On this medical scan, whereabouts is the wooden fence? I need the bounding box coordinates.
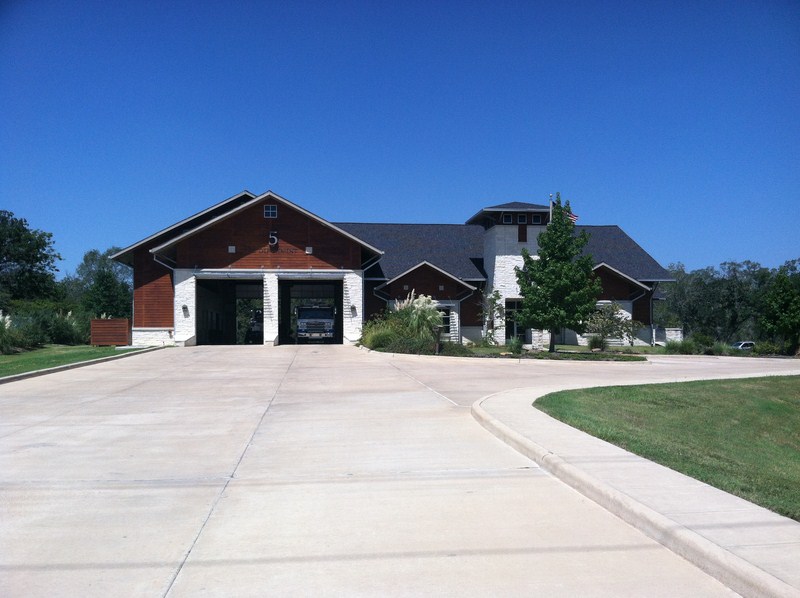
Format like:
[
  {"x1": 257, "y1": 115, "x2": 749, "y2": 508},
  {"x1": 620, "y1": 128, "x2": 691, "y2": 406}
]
[{"x1": 90, "y1": 319, "x2": 131, "y2": 346}]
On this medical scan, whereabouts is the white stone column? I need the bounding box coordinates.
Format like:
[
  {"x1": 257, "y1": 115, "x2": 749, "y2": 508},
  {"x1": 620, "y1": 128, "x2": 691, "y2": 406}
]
[
  {"x1": 173, "y1": 269, "x2": 196, "y2": 346},
  {"x1": 342, "y1": 271, "x2": 364, "y2": 344},
  {"x1": 263, "y1": 273, "x2": 279, "y2": 345}
]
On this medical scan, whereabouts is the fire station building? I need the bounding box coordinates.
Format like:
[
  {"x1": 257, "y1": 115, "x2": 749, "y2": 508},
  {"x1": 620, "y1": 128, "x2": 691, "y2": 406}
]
[{"x1": 112, "y1": 189, "x2": 672, "y2": 348}]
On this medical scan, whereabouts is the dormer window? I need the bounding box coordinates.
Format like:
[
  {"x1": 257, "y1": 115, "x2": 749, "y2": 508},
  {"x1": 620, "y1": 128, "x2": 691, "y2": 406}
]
[
  {"x1": 502, "y1": 214, "x2": 513, "y2": 224},
  {"x1": 517, "y1": 214, "x2": 527, "y2": 224}
]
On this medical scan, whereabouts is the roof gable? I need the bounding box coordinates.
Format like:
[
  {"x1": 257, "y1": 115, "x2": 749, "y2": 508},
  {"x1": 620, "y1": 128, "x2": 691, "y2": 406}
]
[
  {"x1": 149, "y1": 191, "x2": 383, "y2": 259},
  {"x1": 376, "y1": 261, "x2": 476, "y2": 291},
  {"x1": 579, "y1": 226, "x2": 673, "y2": 282},
  {"x1": 111, "y1": 190, "x2": 257, "y2": 266}
]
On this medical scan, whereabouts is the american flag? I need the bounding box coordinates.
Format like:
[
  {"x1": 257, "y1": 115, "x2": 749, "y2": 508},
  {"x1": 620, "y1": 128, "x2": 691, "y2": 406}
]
[{"x1": 567, "y1": 211, "x2": 579, "y2": 223}]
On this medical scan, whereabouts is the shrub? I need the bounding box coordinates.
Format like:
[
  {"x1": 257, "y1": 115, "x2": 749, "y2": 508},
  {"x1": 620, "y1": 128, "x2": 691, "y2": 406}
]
[
  {"x1": 0, "y1": 312, "x2": 21, "y2": 354},
  {"x1": 587, "y1": 335, "x2": 607, "y2": 351},
  {"x1": 665, "y1": 339, "x2": 698, "y2": 354},
  {"x1": 360, "y1": 292, "x2": 443, "y2": 355},
  {"x1": 507, "y1": 336, "x2": 524, "y2": 355},
  {"x1": 690, "y1": 333, "x2": 714, "y2": 353},
  {"x1": 753, "y1": 341, "x2": 782, "y2": 356},
  {"x1": 439, "y1": 342, "x2": 472, "y2": 357},
  {"x1": 709, "y1": 342, "x2": 732, "y2": 356},
  {"x1": 2, "y1": 303, "x2": 90, "y2": 349}
]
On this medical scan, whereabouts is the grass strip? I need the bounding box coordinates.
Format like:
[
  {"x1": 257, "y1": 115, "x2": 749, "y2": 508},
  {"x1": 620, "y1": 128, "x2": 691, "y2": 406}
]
[
  {"x1": 0, "y1": 345, "x2": 141, "y2": 378},
  {"x1": 535, "y1": 376, "x2": 800, "y2": 520}
]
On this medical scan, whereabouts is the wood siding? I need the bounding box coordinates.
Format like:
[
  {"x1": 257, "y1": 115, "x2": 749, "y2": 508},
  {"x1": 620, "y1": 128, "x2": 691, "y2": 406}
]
[
  {"x1": 632, "y1": 290, "x2": 654, "y2": 325},
  {"x1": 382, "y1": 264, "x2": 471, "y2": 301},
  {"x1": 175, "y1": 202, "x2": 363, "y2": 270},
  {"x1": 460, "y1": 288, "x2": 483, "y2": 326},
  {"x1": 90, "y1": 319, "x2": 131, "y2": 346},
  {"x1": 363, "y1": 281, "x2": 387, "y2": 321},
  {"x1": 595, "y1": 267, "x2": 654, "y2": 325},
  {"x1": 133, "y1": 247, "x2": 174, "y2": 328}
]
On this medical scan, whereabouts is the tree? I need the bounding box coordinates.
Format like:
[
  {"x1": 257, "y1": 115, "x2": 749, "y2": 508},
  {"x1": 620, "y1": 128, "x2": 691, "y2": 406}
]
[
  {"x1": 761, "y1": 259, "x2": 800, "y2": 354},
  {"x1": 585, "y1": 302, "x2": 643, "y2": 349},
  {"x1": 659, "y1": 261, "x2": 773, "y2": 342},
  {"x1": 61, "y1": 247, "x2": 132, "y2": 306},
  {"x1": 81, "y1": 267, "x2": 132, "y2": 318},
  {"x1": 515, "y1": 194, "x2": 602, "y2": 352},
  {"x1": 482, "y1": 289, "x2": 505, "y2": 345},
  {"x1": 0, "y1": 211, "x2": 61, "y2": 311}
]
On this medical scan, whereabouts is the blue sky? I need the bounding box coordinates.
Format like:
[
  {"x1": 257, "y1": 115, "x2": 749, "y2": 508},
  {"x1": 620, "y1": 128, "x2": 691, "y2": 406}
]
[{"x1": 2, "y1": 0, "x2": 798, "y2": 277}]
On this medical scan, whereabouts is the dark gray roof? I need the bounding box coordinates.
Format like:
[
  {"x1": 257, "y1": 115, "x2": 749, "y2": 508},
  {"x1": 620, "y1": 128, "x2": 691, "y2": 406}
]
[
  {"x1": 335, "y1": 223, "x2": 486, "y2": 281},
  {"x1": 485, "y1": 202, "x2": 550, "y2": 211},
  {"x1": 338, "y1": 222, "x2": 671, "y2": 284},
  {"x1": 580, "y1": 226, "x2": 672, "y2": 282},
  {"x1": 465, "y1": 201, "x2": 550, "y2": 225}
]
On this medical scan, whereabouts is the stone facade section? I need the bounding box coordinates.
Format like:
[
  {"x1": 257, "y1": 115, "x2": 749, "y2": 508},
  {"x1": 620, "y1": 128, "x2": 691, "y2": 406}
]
[
  {"x1": 263, "y1": 273, "x2": 279, "y2": 345},
  {"x1": 342, "y1": 271, "x2": 364, "y2": 344},
  {"x1": 173, "y1": 269, "x2": 197, "y2": 346},
  {"x1": 131, "y1": 328, "x2": 174, "y2": 347}
]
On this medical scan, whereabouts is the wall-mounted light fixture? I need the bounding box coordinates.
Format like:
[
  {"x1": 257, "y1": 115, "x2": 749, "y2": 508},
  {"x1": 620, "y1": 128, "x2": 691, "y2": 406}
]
[{"x1": 182, "y1": 305, "x2": 189, "y2": 318}]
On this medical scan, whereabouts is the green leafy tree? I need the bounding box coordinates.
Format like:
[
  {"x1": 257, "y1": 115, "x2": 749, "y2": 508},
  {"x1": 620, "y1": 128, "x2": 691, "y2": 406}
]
[
  {"x1": 0, "y1": 211, "x2": 61, "y2": 310},
  {"x1": 80, "y1": 267, "x2": 132, "y2": 318},
  {"x1": 482, "y1": 289, "x2": 505, "y2": 346},
  {"x1": 586, "y1": 302, "x2": 643, "y2": 348},
  {"x1": 761, "y1": 260, "x2": 800, "y2": 354},
  {"x1": 61, "y1": 247, "x2": 132, "y2": 306},
  {"x1": 659, "y1": 261, "x2": 773, "y2": 342},
  {"x1": 515, "y1": 194, "x2": 601, "y2": 352}
]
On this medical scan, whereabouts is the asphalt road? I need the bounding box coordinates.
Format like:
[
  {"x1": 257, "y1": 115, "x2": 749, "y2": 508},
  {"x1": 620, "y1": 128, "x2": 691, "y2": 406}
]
[{"x1": 3, "y1": 345, "x2": 797, "y2": 597}]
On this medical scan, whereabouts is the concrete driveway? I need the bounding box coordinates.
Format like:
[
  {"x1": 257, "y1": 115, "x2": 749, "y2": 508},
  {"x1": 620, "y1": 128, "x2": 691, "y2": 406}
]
[{"x1": 2, "y1": 346, "x2": 798, "y2": 597}]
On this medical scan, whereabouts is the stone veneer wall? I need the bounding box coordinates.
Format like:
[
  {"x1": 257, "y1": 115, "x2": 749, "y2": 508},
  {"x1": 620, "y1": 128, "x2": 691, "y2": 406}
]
[
  {"x1": 131, "y1": 328, "x2": 174, "y2": 346},
  {"x1": 173, "y1": 269, "x2": 196, "y2": 346},
  {"x1": 341, "y1": 271, "x2": 364, "y2": 344},
  {"x1": 262, "y1": 274, "x2": 279, "y2": 345}
]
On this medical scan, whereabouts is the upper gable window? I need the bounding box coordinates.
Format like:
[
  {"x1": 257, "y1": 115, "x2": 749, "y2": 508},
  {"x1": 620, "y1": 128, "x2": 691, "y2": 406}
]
[
  {"x1": 264, "y1": 205, "x2": 278, "y2": 219},
  {"x1": 502, "y1": 214, "x2": 513, "y2": 224},
  {"x1": 517, "y1": 214, "x2": 527, "y2": 224}
]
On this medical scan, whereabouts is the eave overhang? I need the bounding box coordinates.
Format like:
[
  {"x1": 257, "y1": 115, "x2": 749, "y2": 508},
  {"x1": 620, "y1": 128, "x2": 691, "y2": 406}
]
[{"x1": 110, "y1": 190, "x2": 258, "y2": 266}]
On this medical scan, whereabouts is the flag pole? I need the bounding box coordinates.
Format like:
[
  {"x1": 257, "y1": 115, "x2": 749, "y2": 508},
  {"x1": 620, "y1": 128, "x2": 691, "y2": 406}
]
[{"x1": 549, "y1": 193, "x2": 553, "y2": 224}]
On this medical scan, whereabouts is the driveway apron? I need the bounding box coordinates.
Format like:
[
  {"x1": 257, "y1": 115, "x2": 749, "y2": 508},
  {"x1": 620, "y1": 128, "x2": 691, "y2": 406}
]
[{"x1": 0, "y1": 346, "x2": 755, "y2": 597}]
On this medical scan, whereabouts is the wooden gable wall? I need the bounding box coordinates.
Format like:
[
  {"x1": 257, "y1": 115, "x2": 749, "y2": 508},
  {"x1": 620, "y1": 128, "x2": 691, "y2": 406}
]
[
  {"x1": 174, "y1": 201, "x2": 363, "y2": 270},
  {"x1": 381, "y1": 264, "x2": 470, "y2": 301}
]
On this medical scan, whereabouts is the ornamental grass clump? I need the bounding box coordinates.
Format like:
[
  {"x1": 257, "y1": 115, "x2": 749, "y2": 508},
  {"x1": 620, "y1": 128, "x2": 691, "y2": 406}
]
[{"x1": 361, "y1": 291, "x2": 443, "y2": 354}]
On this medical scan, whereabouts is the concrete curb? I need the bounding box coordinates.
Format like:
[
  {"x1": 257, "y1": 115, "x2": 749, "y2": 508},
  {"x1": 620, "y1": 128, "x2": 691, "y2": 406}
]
[
  {"x1": 0, "y1": 346, "x2": 165, "y2": 385},
  {"x1": 471, "y1": 394, "x2": 799, "y2": 598}
]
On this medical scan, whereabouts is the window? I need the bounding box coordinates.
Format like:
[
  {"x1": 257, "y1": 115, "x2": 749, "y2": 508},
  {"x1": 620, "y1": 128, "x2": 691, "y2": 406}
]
[
  {"x1": 502, "y1": 214, "x2": 513, "y2": 224},
  {"x1": 517, "y1": 214, "x2": 527, "y2": 224},
  {"x1": 264, "y1": 205, "x2": 278, "y2": 218},
  {"x1": 532, "y1": 214, "x2": 542, "y2": 224},
  {"x1": 505, "y1": 300, "x2": 525, "y2": 342},
  {"x1": 440, "y1": 308, "x2": 451, "y2": 334}
]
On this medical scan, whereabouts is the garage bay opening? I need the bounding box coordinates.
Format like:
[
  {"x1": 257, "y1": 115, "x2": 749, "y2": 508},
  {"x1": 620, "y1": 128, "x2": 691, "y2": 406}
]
[
  {"x1": 278, "y1": 280, "x2": 344, "y2": 345},
  {"x1": 196, "y1": 279, "x2": 263, "y2": 345}
]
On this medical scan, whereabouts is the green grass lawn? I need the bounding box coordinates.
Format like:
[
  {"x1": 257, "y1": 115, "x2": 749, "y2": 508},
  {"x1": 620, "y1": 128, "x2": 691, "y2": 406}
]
[
  {"x1": 0, "y1": 345, "x2": 141, "y2": 378},
  {"x1": 535, "y1": 376, "x2": 800, "y2": 520}
]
